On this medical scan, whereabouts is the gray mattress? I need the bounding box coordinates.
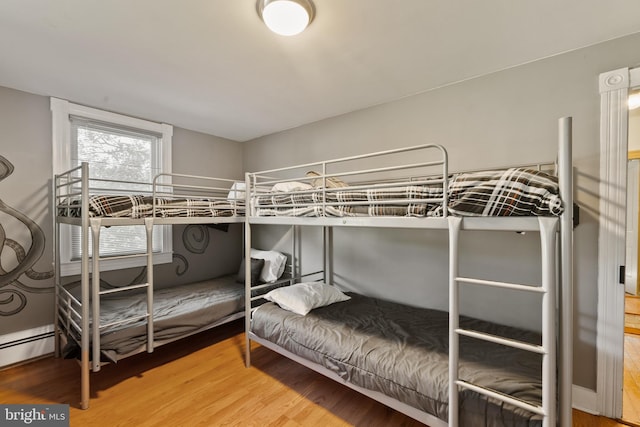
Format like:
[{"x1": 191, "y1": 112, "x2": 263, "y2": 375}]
[
  {"x1": 251, "y1": 292, "x2": 544, "y2": 426},
  {"x1": 64, "y1": 275, "x2": 244, "y2": 361}
]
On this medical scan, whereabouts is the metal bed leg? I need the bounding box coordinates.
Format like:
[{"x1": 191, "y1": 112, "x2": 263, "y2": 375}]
[
  {"x1": 90, "y1": 219, "x2": 102, "y2": 373},
  {"x1": 448, "y1": 216, "x2": 462, "y2": 427},
  {"x1": 144, "y1": 218, "x2": 154, "y2": 353},
  {"x1": 558, "y1": 116, "x2": 573, "y2": 427},
  {"x1": 80, "y1": 351, "x2": 90, "y2": 410},
  {"x1": 53, "y1": 207, "x2": 61, "y2": 358},
  {"x1": 80, "y1": 162, "x2": 91, "y2": 409},
  {"x1": 538, "y1": 217, "x2": 558, "y2": 427},
  {"x1": 245, "y1": 222, "x2": 252, "y2": 368}
]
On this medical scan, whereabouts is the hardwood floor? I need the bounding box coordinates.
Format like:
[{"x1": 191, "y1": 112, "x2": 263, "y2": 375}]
[
  {"x1": 0, "y1": 319, "x2": 629, "y2": 426},
  {"x1": 625, "y1": 295, "x2": 640, "y2": 335},
  {"x1": 624, "y1": 294, "x2": 640, "y2": 425}
]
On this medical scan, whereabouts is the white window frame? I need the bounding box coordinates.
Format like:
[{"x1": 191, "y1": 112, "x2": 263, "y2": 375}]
[{"x1": 51, "y1": 98, "x2": 173, "y2": 276}]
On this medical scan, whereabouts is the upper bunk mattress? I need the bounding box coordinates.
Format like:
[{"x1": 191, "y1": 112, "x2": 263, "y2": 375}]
[
  {"x1": 251, "y1": 292, "x2": 544, "y2": 426},
  {"x1": 58, "y1": 195, "x2": 244, "y2": 219},
  {"x1": 254, "y1": 168, "x2": 562, "y2": 218}
]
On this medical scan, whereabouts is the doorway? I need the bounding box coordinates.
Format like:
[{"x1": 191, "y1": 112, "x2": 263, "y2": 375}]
[{"x1": 623, "y1": 88, "x2": 640, "y2": 423}]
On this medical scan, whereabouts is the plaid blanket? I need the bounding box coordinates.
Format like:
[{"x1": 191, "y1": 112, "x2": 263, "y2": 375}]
[
  {"x1": 445, "y1": 168, "x2": 563, "y2": 217},
  {"x1": 254, "y1": 168, "x2": 563, "y2": 218},
  {"x1": 256, "y1": 184, "x2": 442, "y2": 218},
  {"x1": 59, "y1": 195, "x2": 244, "y2": 218}
]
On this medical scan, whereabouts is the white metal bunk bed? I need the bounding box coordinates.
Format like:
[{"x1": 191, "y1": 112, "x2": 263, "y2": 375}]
[
  {"x1": 244, "y1": 117, "x2": 573, "y2": 427},
  {"x1": 53, "y1": 162, "x2": 246, "y2": 409}
]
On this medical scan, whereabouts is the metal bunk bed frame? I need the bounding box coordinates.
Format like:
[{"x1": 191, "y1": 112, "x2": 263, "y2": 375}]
[
  {"x1": 244, "y1": 117, "x2": 573, "y2": 427},
  {"x1": 53, "y1": 162, "x2": 245, "y2": 409}
]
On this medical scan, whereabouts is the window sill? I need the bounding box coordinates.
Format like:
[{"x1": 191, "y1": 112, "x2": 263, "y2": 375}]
[{"x1": 60, "y1": 251, "x2": 173, "y2": 277}]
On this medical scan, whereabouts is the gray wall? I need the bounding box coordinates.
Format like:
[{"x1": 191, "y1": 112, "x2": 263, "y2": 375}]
[
  {"x1": 0, "y1": 86, "x2": 53, "y2": 334},
  {"x1": 244, "y1": 32, "x2": 640, "y2": 391},
  {"x1": 0, "y1": 86, "x2": 244, "y2": 339}
]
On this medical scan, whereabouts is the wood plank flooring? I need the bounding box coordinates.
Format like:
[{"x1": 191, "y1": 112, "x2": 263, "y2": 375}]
[
  {"x1": 624, "y1": 333, "x2": 640, "y2": 423},
  {"x1": 0, "y1": 319, "x2": 630, "y2": 426},
  {"x1": 626, "y1": 296, "x2": 640, "y2": 335},
  {"x1": 624, "y1": 294, "x2": 640, "y2": 425}
]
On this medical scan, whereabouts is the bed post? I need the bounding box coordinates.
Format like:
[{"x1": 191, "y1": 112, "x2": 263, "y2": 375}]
[
  {"x1": 53, "y1": 174, "x2": 61, "y2": 359},
  {"x1": 293, "y1": 225, "x2": 298, "y2": 281},
  {"x1": 80, "y1": 162, "x2": 90, "y2": 410},
  {"x1": 448, "y1": 216, "x2": 462, "y2": 427},
  {"x1": 245, "y1": 173, "x2": 252, "y2": 368},
  {"x1": 90, "y1": 219, "x2": 102, "y2": 373},
  {"x1": 558, "y1": 116, "x2": 573, "y2": 427},
  {"x1": 323, "y1": 226, "x2": 333, "y2": 284},
  {"x1": 539, "y1": 217, "x2": 559, "y2": 427},
  {"x1": 144, "y1": 218, "x2": 155, "y2": 353}
]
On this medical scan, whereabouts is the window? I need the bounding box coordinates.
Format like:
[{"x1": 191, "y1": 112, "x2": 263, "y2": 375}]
[{"x1": 51, "y1": 98, "x2": 173, "y2": 276}]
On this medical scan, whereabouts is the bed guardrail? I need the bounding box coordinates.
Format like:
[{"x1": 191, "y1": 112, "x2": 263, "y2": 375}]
[
  {"x1": 246, "y1": 143, "x2": 449, "y2": 219},
  {"x1": 55, "y1": 165, "x2": 246, "y2": 219}
]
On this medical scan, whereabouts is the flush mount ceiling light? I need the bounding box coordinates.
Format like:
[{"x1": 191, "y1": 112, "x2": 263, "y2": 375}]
[
  {"x1": 629, "y1": 93, "x2": 640, "y2": 110},
  {"x1": 257, "y1": 0, "x2": 315, "y2": 36}
]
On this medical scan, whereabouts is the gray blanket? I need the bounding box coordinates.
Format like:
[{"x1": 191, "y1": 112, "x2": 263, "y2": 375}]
[
  {"x1": 251, "y1": 293, "x2": 544, "y2": 426},
  {"x1": 64, "y1": 275, "x2": 244, "y2": 361}
]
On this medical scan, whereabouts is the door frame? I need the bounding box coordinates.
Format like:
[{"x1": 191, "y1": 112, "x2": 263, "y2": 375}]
[{"x1": 597, "y1": 66, "x2": 640, "y2": 417}]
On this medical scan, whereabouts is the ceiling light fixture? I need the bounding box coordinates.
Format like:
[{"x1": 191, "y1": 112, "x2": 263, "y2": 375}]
[
  {"x1": 629, "y1": 93, "x2": 640, "y2": 110},
  {"x1": 257, "y1": 0, "x2": 315, "y2": 36}
]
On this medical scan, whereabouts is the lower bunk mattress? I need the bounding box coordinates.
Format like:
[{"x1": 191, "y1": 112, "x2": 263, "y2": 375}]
[
  {"x1": 62, "y1": 275, "x2": 245, "y2": 362},
  {"x1": 251, "y1": 292, "x2": 544, "y2": 426}
]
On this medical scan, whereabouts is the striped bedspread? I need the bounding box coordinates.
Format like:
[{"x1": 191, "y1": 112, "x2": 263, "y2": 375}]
[
  {"x1": 255, "y1": 168, "x2": 563, "y2": 218},
  {"x1": 58, "y1": 195, "x2": 244, "y2": 219}
]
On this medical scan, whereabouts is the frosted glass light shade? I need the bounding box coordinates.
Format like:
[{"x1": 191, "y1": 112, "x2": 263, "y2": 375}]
[
  {"x1": 629, "y1": 93, "x2": 640, "y2": 110},
  {"x1": 258, "y1": 0, "x2": 314, "y2": 36}
]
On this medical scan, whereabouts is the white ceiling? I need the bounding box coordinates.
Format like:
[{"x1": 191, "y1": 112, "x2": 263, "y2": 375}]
[{"x1": 1, "y1": 0, "x2": 640, "y2": 142}]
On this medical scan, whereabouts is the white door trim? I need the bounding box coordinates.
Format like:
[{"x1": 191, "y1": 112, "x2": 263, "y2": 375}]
[{"x1": 597, "y1": 66, "x2": 640, "y2": 417}]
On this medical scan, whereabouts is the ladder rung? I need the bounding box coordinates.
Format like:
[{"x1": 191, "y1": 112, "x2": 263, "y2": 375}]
[
  {"x1": 455, "y1": 328, "x2": 546, "y2": 354},
  {"x1": 99, "y1": 283, "x2": 149, "y2": 295},
  {"x1": 456, "y1": 277, "x2": 545, "y2": 293},
  {"x1": 98, "y1": 314, "x2": 149, "y2": 330},
  {"x1": 456, "y1": 379, "x2": 545, "y2": 416}
]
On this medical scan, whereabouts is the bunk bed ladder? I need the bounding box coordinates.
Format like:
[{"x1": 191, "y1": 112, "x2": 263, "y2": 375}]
[
  {"x1": 88, "y1": 217, "x2": 155, "y2": 373},
  {"x1": 448, "y1": 216, "x2": 558, "y2": 427}
]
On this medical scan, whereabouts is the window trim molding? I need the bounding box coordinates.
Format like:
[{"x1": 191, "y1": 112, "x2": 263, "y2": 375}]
[{"x1": 51, "y1": 98, "x2": 174, "y2": 276}]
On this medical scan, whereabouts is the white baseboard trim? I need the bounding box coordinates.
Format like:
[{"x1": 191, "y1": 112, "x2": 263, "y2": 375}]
[
  {"x1": 0, "y1": 324, "x2": 55, "y2": 368},
  {"x1": 573, "y1": 384, "x2": 598, "y2": 415}
]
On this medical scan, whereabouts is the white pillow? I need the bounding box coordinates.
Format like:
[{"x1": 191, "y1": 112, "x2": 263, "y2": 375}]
[
  {"x1": 227, "y1": 181, "x2": 246, "y2": 201},
  {"x1": 263, "y1": 282, "x2": 351, "y2": 315},
  {"x1": 271, "y1": 181, "x2": 313, "y2": 192},
  {"x1": 250, "y1": 248, "x2": 287, "y2": 283}
]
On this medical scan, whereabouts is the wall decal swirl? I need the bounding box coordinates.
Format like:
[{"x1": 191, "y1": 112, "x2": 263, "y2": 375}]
[
  {"x1": 0, "y1": 156, "x2": 53, "y2": 316},
  {"x1": 0, "y1": 290, "x2": 27, "y2": 316},
  {"x1": 172, "y1": 253, "x2": 189, "y2": 276},
  {"x1": 182, "y1": 224, "x2": 209, "y2": 254}
]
